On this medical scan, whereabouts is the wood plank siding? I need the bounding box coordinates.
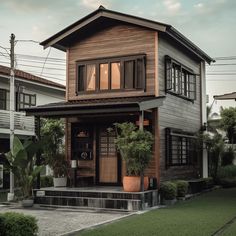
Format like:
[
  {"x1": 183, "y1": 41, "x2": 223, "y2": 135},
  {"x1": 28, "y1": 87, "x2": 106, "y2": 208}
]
[
  {"x1": 158, "y1": 34, "x2": 202, "y2": 181},
  {"x1": 67, "y1": 23, "x2": 156, "y2": 100}
]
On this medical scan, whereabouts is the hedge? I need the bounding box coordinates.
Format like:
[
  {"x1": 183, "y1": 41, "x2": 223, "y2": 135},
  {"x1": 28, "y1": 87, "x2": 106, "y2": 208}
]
[
  {"x1": 160, "y1": 182, "x2": 177, "y2": 200},
  {"x1": 0, "y1": 212, "x2": 38, "y2": 236}
]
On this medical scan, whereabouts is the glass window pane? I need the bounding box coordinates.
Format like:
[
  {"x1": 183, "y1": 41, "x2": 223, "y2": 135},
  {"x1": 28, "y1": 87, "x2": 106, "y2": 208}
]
[
  {"x1": 111, "y1": 62, "x2": 120, "y2": 89},
  {"x1": 0, "y1": 90, "x2": 5, "y2": 99},
  {"x1": 124, "y1": 60, "x2": 134, "y2": 89},
  {"x1": 31, "y1": 95, "x2": 36, "y2": 106},
  {"x1": 100, "y1": 63, "x2": 109, "y2": 90},
  {"x1": 86, "y1": 64, "x2": 96, "y2": 91},
  {"x1": 24, "y1": 94, "x2": 30, "y2": 104},
  {"x1": 0, "y1": 101, "x2": 5, "y2": 110},
  {"x1": 78, "y1": 65, "x2": 85, "y2": 91}
]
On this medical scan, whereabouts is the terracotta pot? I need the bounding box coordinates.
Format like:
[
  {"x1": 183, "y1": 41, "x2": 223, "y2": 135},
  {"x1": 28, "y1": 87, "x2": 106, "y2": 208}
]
[{"x1": 123, "y1": 176, "x2": 149, "y2": 192}]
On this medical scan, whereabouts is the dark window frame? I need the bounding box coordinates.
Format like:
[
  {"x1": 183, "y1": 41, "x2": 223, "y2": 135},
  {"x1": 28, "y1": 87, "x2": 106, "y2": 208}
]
[
  {"x1": 165, "y1": 128, "x2": 197, "y2": 167},
  {"x1": 75, "y1": 54, "x2": 146, "y2": 95},
  {"x1": 19, "y1": 92, "x2": 36, "y2": 109},
  {"x1": 0, "y1": 89, "x2": 10, "y2": 110},
  {"x1": 165, "y1": 55, "x2": 197, "y2": 101}
]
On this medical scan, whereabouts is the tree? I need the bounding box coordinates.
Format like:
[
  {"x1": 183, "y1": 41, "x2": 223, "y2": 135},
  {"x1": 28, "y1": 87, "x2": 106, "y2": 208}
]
[{"x1": 220, "y1": 107, "x2": 236, "y2": 144}]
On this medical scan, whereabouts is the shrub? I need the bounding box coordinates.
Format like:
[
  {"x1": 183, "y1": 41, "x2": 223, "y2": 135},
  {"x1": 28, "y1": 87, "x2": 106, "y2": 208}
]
[
  {"x1": 202, "y1": 177, "x2": 214, "y2": 189},
  {"x1": 0, "y1": 212, "x2": 38, "y2": 236},
  {"x1": 217, "y1": 165, "x2": 236, "y2": 179},
  {"x1": 40, "y1": 176, "x2": 53, "y2": 188},
  {"x1": 219, "y1": 177, "x2": 236, "y2": 188},
  {"x1": 221, "y1": 147, "x2": 235, "y2": 166},
  {"x1": 175, "y1": 180, "x2": 189, "y2": 197},
  {"x1": 160, "y1": 182, "x2": 177, "y2": 200}
]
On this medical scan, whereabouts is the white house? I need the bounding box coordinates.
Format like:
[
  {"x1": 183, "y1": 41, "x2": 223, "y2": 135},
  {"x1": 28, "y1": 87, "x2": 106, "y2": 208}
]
[{"x1": 0, "y1": 64, "x2": 65, "y2": 188}]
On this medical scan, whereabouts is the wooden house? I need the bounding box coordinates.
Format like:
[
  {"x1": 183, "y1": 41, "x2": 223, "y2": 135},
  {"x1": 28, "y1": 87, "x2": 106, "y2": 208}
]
[{"x1": 26, "y1": 6, "x2": 213, "y2": 191}]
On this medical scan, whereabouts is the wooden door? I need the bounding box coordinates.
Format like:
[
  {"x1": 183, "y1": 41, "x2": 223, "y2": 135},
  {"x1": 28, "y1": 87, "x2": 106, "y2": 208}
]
[{"x1": 99, "y1": 127, "x2": 118, "y2": 183}]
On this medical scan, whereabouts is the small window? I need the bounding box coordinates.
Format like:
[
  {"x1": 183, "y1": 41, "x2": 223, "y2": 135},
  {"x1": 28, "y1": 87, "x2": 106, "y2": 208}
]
[
  {"x1": 78, "y1": 65, "x2": 85, "y2": 92},
  {"x1": 0, "y1": 89, "x2": 10, "y2": 110},
  {"x1": 124, "y1": 60, "x2": 135, "y2": 89},
  {"x1": 19, "y1": 93, "x2": 36, "y2": 109},
  {"x1": 166, "y1": 128, "x2": 197, "y2": 166},
  {"x1": 165, "y1": 56, "x2": 196, "y2": 101}
]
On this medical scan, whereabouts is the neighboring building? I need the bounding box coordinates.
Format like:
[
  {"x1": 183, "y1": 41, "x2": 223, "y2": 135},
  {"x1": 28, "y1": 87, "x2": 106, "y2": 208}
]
[
  {"x1": 26, "y1": 6, "x2": 214, "y2": 187},
  {"x1": 0, "y1": 65, "x2": 65, "y2": 188}
]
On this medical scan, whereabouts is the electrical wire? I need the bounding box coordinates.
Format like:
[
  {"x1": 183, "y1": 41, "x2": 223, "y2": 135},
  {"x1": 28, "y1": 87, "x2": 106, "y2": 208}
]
[{"x1": 40, "y1": 47, "x2": 51, "y2": 76}]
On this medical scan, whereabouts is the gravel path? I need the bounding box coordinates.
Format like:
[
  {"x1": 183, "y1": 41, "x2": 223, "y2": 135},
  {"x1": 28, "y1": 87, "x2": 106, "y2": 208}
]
[{"x1": 0, "y1": 205, "x2": 129, "y2": 236}]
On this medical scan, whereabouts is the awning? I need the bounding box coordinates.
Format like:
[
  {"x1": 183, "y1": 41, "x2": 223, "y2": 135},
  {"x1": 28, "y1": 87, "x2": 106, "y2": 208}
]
[
  {"x1": 214, "y1": 92, "x2": 236, "y2": 101},
  {"x1": 24, "y1": 95, "x2": 165, "y2": 118}
]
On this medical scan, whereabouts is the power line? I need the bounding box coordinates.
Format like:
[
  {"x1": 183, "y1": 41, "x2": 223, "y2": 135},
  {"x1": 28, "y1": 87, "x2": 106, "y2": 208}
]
[
  {"x1": 40, "y1": 47, "x2": 51, "y2": 76},
  {"x1": 207, "y1": 73, "x2": 236, "y2": 75},
  {"x1": 207, "y1": 63, "x2": 236, "y2": 66}
]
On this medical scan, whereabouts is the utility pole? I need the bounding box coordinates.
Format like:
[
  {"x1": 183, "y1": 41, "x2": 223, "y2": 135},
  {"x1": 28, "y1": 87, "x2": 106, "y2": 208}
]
[{"x1": 8, "y1": 33, "x2": 15, "y2": 201}]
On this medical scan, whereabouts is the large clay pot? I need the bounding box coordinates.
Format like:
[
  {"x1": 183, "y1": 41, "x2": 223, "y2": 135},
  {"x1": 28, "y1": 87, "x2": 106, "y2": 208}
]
[
  {"x1": 123, "y1": 176, "x2": 149, "y2": 192},
  {"x1": 53, "y1": 177, "x2": 67, "y2": 187}
]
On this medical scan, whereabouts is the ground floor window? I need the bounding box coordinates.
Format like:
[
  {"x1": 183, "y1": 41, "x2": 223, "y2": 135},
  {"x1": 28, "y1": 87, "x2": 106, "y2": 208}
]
[{"x1": 165, "y1": 128, "x2": 197, "y2": 166}]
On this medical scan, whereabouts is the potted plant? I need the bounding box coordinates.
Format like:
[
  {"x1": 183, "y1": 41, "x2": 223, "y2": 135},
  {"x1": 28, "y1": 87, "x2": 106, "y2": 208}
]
[
  {"x1": 41, "y1": 119, "x2": 69, "y2": 187},
  {"x1": 114, "y1": 122, "x2": 154, "y2": 192},
  {"x1": 4, "y1": 136, "x2": 42, "y2": 207}
]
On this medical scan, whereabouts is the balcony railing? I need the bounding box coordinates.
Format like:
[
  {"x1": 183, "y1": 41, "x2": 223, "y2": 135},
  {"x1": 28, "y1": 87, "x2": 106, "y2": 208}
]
[{"x1": 0, "y1": 109, "x2": 35, "y2": 136}]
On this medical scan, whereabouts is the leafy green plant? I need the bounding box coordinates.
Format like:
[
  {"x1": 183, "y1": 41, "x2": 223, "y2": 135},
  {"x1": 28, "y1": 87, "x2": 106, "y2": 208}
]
[
  {"x1": 217, "y1": 165, "x2": 236, "y2": 179},
  {"x1": 4, "y1": 137, "x2": 42, "y2": 199},
  {"x1": 40, "y1": 176, "x2": 53, "y2": 187},
  {"x1": 0, "y1": 212, "x2": 38, "y2": 236},
  {"x1": 175, "y1": 180, "x2": 189, "y2": 197},
  {"x1": 220, "y1": 107, "x2": 236, "y2": 144},
  {"x1": 114, "y1": 122, "x2": 154, "y2": 176},
  {"x1": 221, "y1": 146, "x2": 235, "y2": 166},
  {"x1": 160, "y1": 182, "x2": 177, "y2": 200},
  {"x1": 219, "y1": 177, "x2": 236, "y2": 188}
]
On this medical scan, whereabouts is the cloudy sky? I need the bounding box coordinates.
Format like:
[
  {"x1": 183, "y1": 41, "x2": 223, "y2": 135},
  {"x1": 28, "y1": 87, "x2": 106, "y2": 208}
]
[{"x1": 0, "y1": 0, "x2": 235, "y2": 113}]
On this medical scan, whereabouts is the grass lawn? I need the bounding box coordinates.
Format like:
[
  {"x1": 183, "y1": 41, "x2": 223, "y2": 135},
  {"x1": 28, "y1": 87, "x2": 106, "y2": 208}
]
[
  {"x1": 221, "y1": 221, "x2": 236, "y2": 236},
  {"x1": 80, "y1": 188, "x2": 236, "y2": 236}
]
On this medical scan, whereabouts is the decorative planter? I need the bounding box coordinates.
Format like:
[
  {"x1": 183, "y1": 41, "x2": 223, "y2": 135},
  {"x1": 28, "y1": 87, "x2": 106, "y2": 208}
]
[
  {"x1": 21, "y1": 199, "x2": 34, "y2": 207},
  {"x1": 53, "y1": 177, "x2": 67, "y2": 187},
  {"x1": 123, "y1": 176, "x2": 149, "y2": 192}
]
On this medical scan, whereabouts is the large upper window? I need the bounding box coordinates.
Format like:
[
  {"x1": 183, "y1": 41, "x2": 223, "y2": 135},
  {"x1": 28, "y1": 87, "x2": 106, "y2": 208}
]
[
  {"x1": 76, "y1": 54, "x2": 146, "y2": 94},
  {"x1": 18, "y1": 93, "x2": 36, "y2": 109},
  {"x1": 165, "y1": 56, "x2": 196, "y2": 101},
  {"x1": 165, "y1": 128, "x2": 197, "y2": 167}
]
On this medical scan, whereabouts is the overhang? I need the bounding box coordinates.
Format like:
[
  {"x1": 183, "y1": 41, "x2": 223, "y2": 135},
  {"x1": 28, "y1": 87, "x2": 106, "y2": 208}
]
[
  {"x1": 24, "y1": 96, "x2": 165, "y2": 118},
  {"x1": 214, "y1": 92, "x2": 236, "y2": 101}
]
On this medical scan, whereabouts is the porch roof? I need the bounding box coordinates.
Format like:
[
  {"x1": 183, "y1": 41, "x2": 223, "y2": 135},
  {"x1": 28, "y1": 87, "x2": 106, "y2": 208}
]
[{"x1": 24, "y1": 95, "x2": 165, "y2": 117}]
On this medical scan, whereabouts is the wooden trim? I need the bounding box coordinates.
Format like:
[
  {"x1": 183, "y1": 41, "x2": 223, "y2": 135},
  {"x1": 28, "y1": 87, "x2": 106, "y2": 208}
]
[{"x1": 154, "y1": 32, "x2": 159, "y2": 97}]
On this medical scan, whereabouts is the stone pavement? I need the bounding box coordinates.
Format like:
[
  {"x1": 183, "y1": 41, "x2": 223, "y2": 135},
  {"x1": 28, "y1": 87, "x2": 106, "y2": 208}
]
[{"x1": 0, "y1": 204, "x2": 130, "y2": 236}]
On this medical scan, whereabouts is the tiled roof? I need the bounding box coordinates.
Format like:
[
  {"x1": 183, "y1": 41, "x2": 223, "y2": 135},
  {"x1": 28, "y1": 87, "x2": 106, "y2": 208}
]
[{"x1": 0, "y1": 64, "x2": 65, "y2": 89}]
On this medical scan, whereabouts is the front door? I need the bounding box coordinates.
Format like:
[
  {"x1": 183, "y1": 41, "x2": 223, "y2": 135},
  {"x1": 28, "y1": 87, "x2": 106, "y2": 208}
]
[{"x1": 98, "y1": 127, "x2": 119, "y2": 184}]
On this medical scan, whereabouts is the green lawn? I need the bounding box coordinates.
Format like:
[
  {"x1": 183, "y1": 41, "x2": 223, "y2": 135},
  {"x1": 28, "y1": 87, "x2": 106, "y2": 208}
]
[
  {"x1": 80, "y1": 188, "x2": 236, "y2": 236},
  {"x1": 222, "y1": 221, "x2": 236, "y2": 236}
]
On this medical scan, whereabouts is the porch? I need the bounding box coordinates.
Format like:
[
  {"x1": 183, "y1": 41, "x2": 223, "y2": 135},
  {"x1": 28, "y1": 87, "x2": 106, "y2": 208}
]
[{"x1": 34, "y1": 186, "x2": 159, "y2": 211}]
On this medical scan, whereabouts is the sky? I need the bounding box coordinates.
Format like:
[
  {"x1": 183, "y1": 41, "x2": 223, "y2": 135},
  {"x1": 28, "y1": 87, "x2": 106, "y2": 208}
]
[{"x1": 0, "y1": 0, "x2": 235, "y2": 113}]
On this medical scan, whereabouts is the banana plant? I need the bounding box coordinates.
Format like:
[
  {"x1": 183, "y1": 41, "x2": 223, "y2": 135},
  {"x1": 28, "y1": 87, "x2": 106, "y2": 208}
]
[{"x1": 4, "y1": 136, "x2": 43, "y2": 199}]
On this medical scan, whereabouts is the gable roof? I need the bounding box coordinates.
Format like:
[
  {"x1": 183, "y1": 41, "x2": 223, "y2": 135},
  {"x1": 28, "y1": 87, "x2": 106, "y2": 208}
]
[
  {"x1": 0, "y1": 65, "x2": 65, "y2": 90},
  {"x1": 40, "y1": 6, "x2": 214, "y2": 64}
]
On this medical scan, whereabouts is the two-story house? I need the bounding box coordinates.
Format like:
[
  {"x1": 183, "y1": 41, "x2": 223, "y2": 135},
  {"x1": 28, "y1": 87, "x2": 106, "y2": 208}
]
[
  {"x1": 0, "y1": 65, "x2": 65, "y2": 188},
  {"x1": 26, "y1": 6, "x2": 213, "y2": 190}
]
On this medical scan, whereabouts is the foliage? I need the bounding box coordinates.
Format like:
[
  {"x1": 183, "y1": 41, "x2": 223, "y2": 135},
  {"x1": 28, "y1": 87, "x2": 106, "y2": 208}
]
[
  {"x1": 220, "y1": 107, "x2": 236, "y2": 144},
  {"x1": 40, "y1": 176, "x2": 53, "y2": 187},
  {"x1": 217, "y1": 165, "x2": 236, "y2": 179},
  {"x1": 114, "y1": 122, "x2": 154, "y2": 176},
  {"x1": 0, "y1": 178, "x2": 2, "y2": 186},
  {"x1": 175, "y1": 180, "x2": 189, "y2": 197},
  {"x1": 0, "y1": 212, "x2": 38, "y2": 236},
  {"x1": 221, "y1": 146, "x2": 235, "y2": 166},
  {"x1": 4, "y1": 137, "x2": 42, "y2": 199},
  {"x1": 41, "y1": 119, "x2": 68, "y2": 177},
  {"x1": 160, "y1": 181, "x2": 177, "y2": 200}
]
